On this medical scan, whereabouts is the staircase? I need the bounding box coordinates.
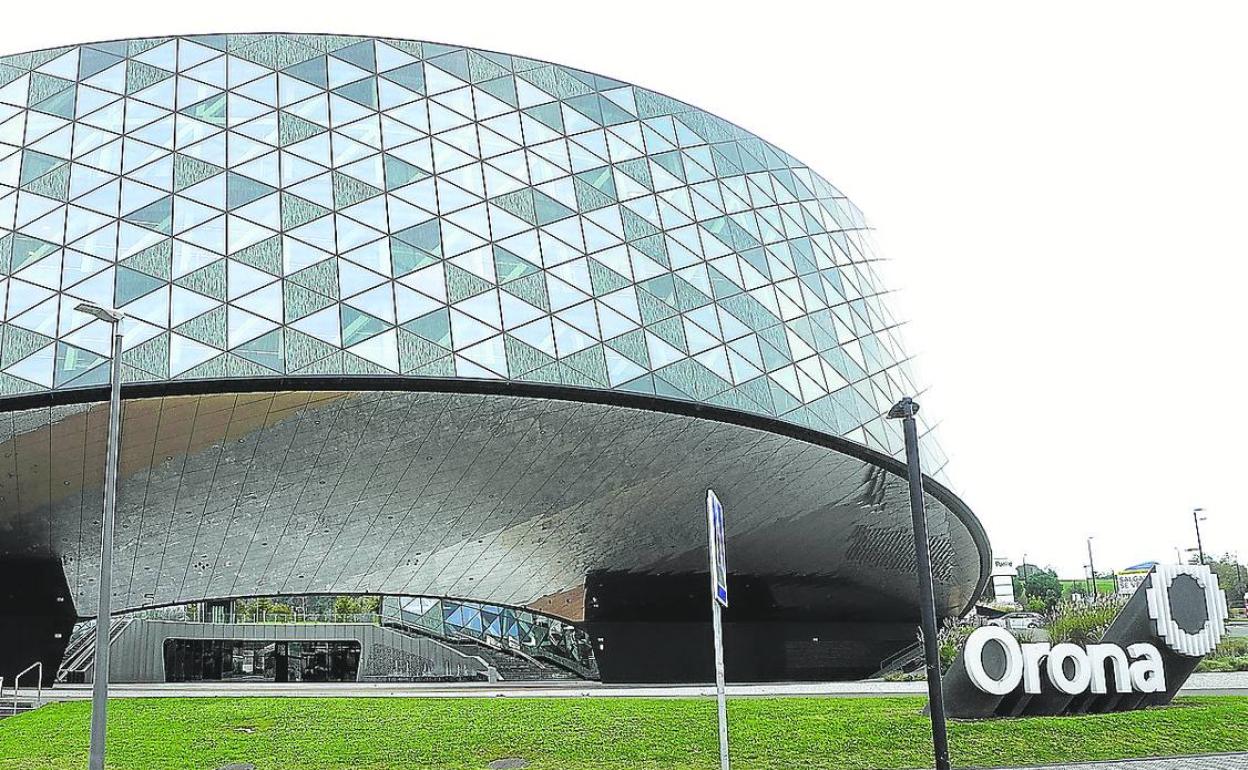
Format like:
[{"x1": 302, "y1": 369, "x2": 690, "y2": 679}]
[
  {"x1": 55, "y1": 622, "x2": 97, "y2": 682},
  {"x1": 0, "y1": 696, "x2": 38, "y2": 720},
  {"x1": 381, "y1": 620, "x2": 577, "y2": 682},
  {"x1": 443, "y1": 636, "x2": 579, "y2": 682},
  {"x1": 0, "y1": 662, "x2": 47, "y2": 720},
  {"x1": 871, "y1": 640, "x2": 925, "y2": 679},
  {"x1": 56, "y1": 618, "x2": 133, "y2": 684}
]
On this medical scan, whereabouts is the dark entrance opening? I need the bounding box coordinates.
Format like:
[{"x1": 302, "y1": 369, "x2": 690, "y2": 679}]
[{"x1": 162, "y1": 639, "x2": 361, "y2": 683}]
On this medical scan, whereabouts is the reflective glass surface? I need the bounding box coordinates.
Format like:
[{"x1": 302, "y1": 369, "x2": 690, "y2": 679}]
[
  {"x1": 383, "y1": 595, "x2": 596, "y2": 676},
  {"x1": 0, "y1": 35, "x2": 946, "y2": 469}
]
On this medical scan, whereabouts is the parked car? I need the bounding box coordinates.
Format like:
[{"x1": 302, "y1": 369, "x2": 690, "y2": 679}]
[{"x1": 986, "y1": 611, "x2": 1044, "y2": 630}]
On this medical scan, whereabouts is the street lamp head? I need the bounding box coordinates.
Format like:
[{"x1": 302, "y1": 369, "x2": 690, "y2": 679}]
[
  {"x1": 887, "y1": 397, "x2": 920, "y2": 420},
  {"x1": 75, "y1": 303, "x2": 124, "y2": 323}
]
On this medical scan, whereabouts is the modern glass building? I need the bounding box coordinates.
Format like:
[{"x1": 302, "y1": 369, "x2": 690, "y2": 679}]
[{"x1": 0, "y1": 34, "x2": 990, "y2": 684}]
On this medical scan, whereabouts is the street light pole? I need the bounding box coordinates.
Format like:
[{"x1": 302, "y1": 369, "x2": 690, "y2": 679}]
[
  {"x1": 77, "y1": 303, "x2": 125, "y2": 770},
  {"x1": 887, "y1": 397, "x2": 950, "y2": 770},
  {"x1": 1192, "y1": 508, "x2": 1206, "y2": 565},
  {"x1": 1231, "y1": 552, "x2": 1245, "y2": 608},
  {"x1": 1087, "y1": 537, "x2": 1097, "y2": 600},
  {"x1": 1021, "y1": 553, "x2": 1028, "y2": 602}
]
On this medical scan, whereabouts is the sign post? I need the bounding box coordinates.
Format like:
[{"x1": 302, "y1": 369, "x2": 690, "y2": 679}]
[{"x1": 706, "y1": 489, "x2": 730, "y2": 770}]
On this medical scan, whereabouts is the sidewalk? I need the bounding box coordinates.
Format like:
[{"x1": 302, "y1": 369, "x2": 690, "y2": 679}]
[{"x1": 996, "y1": 753, "x2": 1248, "y2": 769}]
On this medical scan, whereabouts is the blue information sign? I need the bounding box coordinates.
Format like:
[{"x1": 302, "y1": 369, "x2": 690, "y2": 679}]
[
  {"x1": 707, "y1": 489, "x2": 728, "y2": 607},
  {"x1": 706, "y1": 488, "x2": 731, "y2": 770}
]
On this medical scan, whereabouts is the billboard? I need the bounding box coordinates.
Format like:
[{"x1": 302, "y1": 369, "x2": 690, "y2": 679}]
[{"x1": 1116, "y1": 563, "x2": 1155, "y2": 597}]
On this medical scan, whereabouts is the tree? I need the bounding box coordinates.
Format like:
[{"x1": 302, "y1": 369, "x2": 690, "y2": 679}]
[
  {"x1": 332, "y1": 595, "x2": 381, "y2": 617},
  {"x1": 1206, "y1": 554, "x2": 1248, "y2": 609},
  {"x1": 333, "y1": 595, "x2": 362, "y2": 617},
  {"x1": 1024, "y1": 569, "x2": 1062, "y2": 611},
  {"x1": 1013, "y1": 562, "x2": 1045, "y2": 603}
]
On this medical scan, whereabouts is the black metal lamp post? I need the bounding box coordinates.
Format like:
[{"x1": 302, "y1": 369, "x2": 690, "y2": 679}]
[
  {"x1": 887, "y1": 397, "x2": 950, "y2": 770},
  {"x1": 1087, "y1": 537, "x2": 1097, "y2": 600},
  {"x1": 1192, "y1": 508, "x2": 1207, "y2": 565}
]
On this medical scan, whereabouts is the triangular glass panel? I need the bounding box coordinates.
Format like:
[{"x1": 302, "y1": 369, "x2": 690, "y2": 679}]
[
  {"x1": 180, "y1": 92, "x2": 227, "y2": 127},
  {"x1": 340, "y1": 304, "x2": 389, "y2": 346},
  {"x1": 333, "y1": 77, "x2": 378, "y2": 110},
  {"x1": 123, "y1": 196, "x2": 173, "y2": 234}
]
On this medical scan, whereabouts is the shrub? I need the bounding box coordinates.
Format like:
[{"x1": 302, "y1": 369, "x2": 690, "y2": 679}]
[
  {"x1": 1047, "y1": 601, "x2": 1119, "y2": 646},
  {"x1": 1196, "y1": 637, "x2": 1248, "y2": 672},
  {"x1": 1196, "y1": 656, "x2": 1248, "y2": 673},
  {"x1": 1217, "y1": 637, "x2": 1248, "y2": 657},
  {"x1": 938, "y1": 622, "x2": 976, "y2": 672},
  {"x1": 883, "y1": 670, "x2": 927, "y2": 682}
]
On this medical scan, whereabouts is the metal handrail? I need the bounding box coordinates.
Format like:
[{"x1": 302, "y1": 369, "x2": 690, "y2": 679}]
[
  {"x1": 383, "y1": 619, "x2": 494, "y2": 677},
  {"x1": 58, "y1": 625, "x2": 100, "y2": 681},
  {"x1": 59, "y1": 619, "x2": 115, "y2": 681},
  {"x1": 13, "y1": 662, "x2": 42, "y2": 714},
  {"x1": 165, "y1": 611, "x2": 384, "y2": 626}
]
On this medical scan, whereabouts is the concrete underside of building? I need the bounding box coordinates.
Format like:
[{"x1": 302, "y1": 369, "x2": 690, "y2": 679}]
[{"x1": 0, "y1": 380, "x2": 989, "y2": 685}]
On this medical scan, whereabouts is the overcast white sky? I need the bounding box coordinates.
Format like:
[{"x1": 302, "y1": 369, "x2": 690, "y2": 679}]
[{"x1": 5, "y1": 1, "x2": 1245, "y2": 578}]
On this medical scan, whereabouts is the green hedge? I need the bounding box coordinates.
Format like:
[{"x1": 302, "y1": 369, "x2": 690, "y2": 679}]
[{"x1": 1196, "y1": 637, "x2": 1248, "y2": 672}]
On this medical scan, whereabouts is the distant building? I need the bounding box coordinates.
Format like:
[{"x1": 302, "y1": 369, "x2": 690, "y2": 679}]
[{"x1": 991, "y1": 559, "x2": 1018, "y2": 606}]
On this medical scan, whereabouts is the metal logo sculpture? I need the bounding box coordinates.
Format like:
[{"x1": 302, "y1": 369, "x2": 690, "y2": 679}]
[
  {"x1": 1145, "y1": 564, "x2": 1228, "y2": 657},
  {"x1": 944, "y1": 564, "x2": 1229, "y2": 718}
]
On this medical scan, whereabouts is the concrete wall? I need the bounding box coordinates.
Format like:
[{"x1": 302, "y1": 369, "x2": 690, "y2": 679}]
[{"x1": 104, "y1": 619, "x2": 487, "y2": 684}]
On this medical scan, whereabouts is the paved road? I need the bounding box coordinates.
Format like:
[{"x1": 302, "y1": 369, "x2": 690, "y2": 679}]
[
  {"x1": 41, "y1": 671, "x2": 1248, "y2": 700},
  {"x1": 998, "y1": 754, "x2": 1248, "y2": 769}
]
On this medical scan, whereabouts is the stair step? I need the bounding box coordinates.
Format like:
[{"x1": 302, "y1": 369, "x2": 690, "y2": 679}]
[
  {"x1": 0, "y1": 702, "x2": 38, "y2": 719},
  {"x1": 442, "y1": 641, "x2": 575, "y2": 681},
  {"x1": 382, "y1": 622, "x2": 581, "y2": 681}
]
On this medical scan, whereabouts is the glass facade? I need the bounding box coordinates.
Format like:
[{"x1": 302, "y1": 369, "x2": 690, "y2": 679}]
[
  {"x1": 162, "y1": 638, "x2": 360, "y2": 682},
  {"x1": 383, "y1": 596, "x2": 596, "y2": 676},
  {"x1": 0, "y1": 34, "x2": 945, "y2": 469}
]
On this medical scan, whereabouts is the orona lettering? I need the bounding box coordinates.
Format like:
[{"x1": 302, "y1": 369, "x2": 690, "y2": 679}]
[{"x1": 964, "y1": 626, "x2": 1166, "y2": 696}]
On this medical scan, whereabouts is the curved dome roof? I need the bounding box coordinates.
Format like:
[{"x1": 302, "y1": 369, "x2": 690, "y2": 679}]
[{"x1": 0, "y1": 34, "x2": 944, "y2": 469}]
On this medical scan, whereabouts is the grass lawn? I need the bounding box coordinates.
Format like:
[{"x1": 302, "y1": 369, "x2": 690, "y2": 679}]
[
  {"x1": 1058, "y1": 578, "x2": 1116, "y2": 599},
  {"x1": 0, "y1": 696, "x2": 1246, "y2": 770}
]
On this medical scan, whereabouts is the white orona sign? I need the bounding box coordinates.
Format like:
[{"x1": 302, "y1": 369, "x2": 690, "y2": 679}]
[
  {"x1": 964, "y1": 626, "x2": 1166, "y2": 696},
  {"x1": 946, "y1": 564, "x2": 1228, "y2": 718}
]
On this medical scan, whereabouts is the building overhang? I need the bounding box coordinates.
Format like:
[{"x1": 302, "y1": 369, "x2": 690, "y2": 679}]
[{"x1": 0, "y1": 377, "x2": 990, "y2": 623}]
